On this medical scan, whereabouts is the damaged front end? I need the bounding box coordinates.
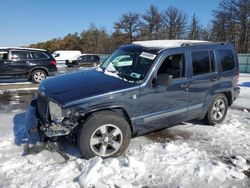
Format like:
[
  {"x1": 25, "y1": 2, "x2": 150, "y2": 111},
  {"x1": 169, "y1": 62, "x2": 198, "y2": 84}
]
[
  {"x1": 24, "y1": 93, "x2": 83, "y2": 160},
  {"x1": 35, "y1": 93, "x2": 82, "y2": 139}
]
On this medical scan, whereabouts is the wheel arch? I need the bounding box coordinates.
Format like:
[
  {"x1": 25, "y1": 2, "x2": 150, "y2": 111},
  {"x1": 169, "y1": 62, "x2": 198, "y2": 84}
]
[
  {"x1": 77, "y1": 107, "x2": 135, "y2": 135},
  {"x1": 222, "y1": 91, "x2": 233, "y2": 106}
]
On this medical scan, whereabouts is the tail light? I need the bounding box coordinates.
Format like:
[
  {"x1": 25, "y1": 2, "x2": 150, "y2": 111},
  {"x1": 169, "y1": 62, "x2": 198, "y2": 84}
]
[{"x1": 50, "y1": 60, "x2": 56, "y2": 65}]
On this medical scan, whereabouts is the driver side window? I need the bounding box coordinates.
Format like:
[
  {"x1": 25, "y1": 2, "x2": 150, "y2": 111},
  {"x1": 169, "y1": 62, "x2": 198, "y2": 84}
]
[{"x1": 157, "y1": 53, "x2": 186, "y2": 79}]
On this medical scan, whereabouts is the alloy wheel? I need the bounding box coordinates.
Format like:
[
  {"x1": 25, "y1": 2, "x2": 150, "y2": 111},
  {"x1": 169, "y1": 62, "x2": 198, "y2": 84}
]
[
  {"x1": 34, "y1": 71, "x2": 46, "y2": 82},
  {"x1": 212, "y1": 99, "x2": 226, "y2": 121},
  {"x1": 90, "y1": 124, "x2": 123, "y2": 157}
]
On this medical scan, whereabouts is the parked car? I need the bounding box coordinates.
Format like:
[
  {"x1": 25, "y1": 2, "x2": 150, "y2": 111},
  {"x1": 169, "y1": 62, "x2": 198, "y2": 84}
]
[
  {"x1": 66, "y1": 54, "x2": 100, "y2": 67},
  {"x1": 0, "y1": 47, "x2": 57, "y2": 83},
  {"x1": 52, "y1": 50, "x2": 81, "y2": 63},
  {"x1": 111, "y1": 55, "x2": 133, "y2": 67},
  {"x1": 99, "y1": 54, "x2": 110, "y2": 63},
  {"x1": 30, "y1": 40, "x2": 240, "y2": 159}
]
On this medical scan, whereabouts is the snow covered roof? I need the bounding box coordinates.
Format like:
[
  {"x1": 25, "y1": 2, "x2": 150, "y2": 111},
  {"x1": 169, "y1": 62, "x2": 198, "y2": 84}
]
[{"x1": 132, "y1": 40, "x2": 211, "y2": 49}]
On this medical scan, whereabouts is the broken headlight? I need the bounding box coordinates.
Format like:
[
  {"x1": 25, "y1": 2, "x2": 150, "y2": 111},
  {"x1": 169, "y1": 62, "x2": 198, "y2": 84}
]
[{"x1": 49, "y1": 101, "x2": 63, "y2": 122}]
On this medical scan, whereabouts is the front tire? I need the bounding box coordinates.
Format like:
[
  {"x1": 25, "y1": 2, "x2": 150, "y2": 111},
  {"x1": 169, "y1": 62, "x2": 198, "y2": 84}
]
[
  {"x1": 77, "y1": 111, "x2": 131, "y2": 159},
  {"x1": 204, "y1": 94, "x2": 228, "y2": 125},
  {"x1": 31, "y1": 69, "x2": 47, "y2": 84}
]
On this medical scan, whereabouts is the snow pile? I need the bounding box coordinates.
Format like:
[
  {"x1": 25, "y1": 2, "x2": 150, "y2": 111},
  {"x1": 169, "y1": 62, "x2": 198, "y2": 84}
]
[{"x1": 1, "y1": 109, "x2": 250, "y2": 187}]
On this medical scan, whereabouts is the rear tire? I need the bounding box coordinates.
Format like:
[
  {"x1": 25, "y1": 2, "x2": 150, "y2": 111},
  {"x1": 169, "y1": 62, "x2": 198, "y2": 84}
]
[
  {"x1": 204, "y1": 94, "x2": 228, "y2": 125},
  {"x1": 31, "y1": 69, "x2": 47, "y2": 84},
  {"x1": 77, "y1": 111, "x2": 131, "y2": 159}
]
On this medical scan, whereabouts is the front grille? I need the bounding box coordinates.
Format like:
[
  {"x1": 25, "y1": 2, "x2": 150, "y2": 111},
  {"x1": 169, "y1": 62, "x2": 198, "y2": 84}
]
[{"x1": 37, "y1": 93, "x2": 48, "y2": 121}]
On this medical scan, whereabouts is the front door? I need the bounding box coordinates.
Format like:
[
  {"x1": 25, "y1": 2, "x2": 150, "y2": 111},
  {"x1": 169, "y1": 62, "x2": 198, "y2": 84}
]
[{"x1": 134, "y1": 51, "x2": 190, "y2": 133}]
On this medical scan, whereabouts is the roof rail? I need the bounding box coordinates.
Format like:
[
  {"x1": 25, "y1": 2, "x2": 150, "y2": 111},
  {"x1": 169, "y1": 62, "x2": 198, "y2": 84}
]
[
  {"x1": 0, "y1": 47, "x2": 46, "y2": 51},
  {"x1": 133, "y1": 40, "x2": 214, "y2": 49}
]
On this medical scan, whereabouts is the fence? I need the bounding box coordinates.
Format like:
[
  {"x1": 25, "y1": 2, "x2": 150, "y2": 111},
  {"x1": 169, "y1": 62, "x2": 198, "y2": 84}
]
[{"x1": 238, "y1": 54, "x2": 250, "y2": 73}]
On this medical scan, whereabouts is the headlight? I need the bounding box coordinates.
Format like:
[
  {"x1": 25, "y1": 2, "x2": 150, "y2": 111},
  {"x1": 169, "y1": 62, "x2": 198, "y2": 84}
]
[{"x1": 49, "y1": 101, "x2": 63, "y2": 122}]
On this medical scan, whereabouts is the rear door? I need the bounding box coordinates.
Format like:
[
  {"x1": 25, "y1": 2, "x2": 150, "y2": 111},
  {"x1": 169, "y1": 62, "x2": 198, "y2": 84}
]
[
  {"x1": 30, "y1": 51, "x2": 50, "y2": 66},
  {"x1": 8, "y1": 50, "x2": 30, "y2": 75},
  {"x1": 77, "y1": 55, "x2": 88, "y2": 66},
  {"x1": 87, "y1": 55, "x2": 95, "y2": 66},
  {"x1": 187, "y1": 49, "x2": 218, "y2": 119}
]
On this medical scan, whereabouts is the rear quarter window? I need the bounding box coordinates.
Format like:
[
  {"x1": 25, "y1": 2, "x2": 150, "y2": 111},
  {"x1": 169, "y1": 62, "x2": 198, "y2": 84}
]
[
  {"x1": 31, "y1": 51, "x2": 48, "y2": 59},
  {"x1": 219, "y1": 49, "x2": 235, "y2": 71}
]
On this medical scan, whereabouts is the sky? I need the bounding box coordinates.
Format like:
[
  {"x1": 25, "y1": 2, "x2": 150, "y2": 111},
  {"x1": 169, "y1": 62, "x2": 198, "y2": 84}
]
[{"x1": 0, "y1": 0, "x2": 219, "y2": 46}]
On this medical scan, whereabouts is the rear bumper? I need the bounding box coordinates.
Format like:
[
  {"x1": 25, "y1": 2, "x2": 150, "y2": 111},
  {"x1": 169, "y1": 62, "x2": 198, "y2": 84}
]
[
  {"x1": 233, "y1": 86, "x2": 240, "y2": 101},
  {"x1": 66, "y1": 62, "x2": 77, "y2": 67},
  {"x1": 48, "y1": 71, "x2": 57, "y2": 77}
]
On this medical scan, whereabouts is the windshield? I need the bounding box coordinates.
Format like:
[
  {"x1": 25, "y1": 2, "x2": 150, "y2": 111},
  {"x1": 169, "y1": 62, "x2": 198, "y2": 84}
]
[{"x1": 101, "y1": 46, "x2": 158, "y2": 82}]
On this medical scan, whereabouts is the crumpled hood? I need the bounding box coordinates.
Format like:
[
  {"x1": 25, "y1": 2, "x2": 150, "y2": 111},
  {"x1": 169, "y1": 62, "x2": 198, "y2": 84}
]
[{"x1": 38, "y1": 69, "x2": 136, "y2": 107}]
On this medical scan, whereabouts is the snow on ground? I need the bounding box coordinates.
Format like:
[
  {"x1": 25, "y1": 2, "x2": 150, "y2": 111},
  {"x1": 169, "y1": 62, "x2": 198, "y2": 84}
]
[
  {"x1": 0, "y1": 108, "x2": 250, "y2": 188},
  {"x1": 232, "y1": 74, "x2": 250, "y2": 111}
]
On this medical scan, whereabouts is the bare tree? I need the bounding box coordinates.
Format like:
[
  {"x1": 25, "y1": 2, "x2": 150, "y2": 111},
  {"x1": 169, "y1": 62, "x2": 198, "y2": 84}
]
[
  {"x1": 141, "y1": 5, "x2": 162, "y2": 40},
  {"x1": 188, "y1": 13, "x2": 201, "y2": 40},
  {"x1": 114, "y1": 12, "x2": 141, "y2": 43},
  {"x1": 232, "y1": 0, "x2": 250, "y2": 52},
  {"x1": 211, "y1": 0, "x2": 250, "y2": 52},
  {"x1": 162, "y1": 6, "x2": 187, "y2": 39}
]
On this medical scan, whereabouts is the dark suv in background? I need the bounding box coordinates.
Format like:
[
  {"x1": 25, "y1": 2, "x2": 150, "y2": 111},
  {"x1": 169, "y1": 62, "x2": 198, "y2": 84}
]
[
  {"x1": 66, "y1": 54, "x2": 100, "y2": 67},
  {"x1": 0, "y1": 47, "x2": 57, "y2": 83}
]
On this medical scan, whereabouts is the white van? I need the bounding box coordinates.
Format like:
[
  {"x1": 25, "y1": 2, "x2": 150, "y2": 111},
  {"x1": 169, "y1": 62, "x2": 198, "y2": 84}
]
[
  {"x1": 52, "y1": 50, "x2": 81, "y2": 72},
  {"x1": 52, "y1": 50, "x2": 81, "y2": 63}
]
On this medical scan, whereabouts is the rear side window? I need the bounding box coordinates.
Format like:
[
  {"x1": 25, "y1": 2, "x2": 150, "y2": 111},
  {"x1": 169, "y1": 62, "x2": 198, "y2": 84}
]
[
  {"x1": 31, "y1": 52, "x2": 48, "y2": 59},
  {"x1": 88, "y1": 56, "x2": 94, "y2": 61},
  {"x1": 94, "y1": 56, "x2": 100, "y2": 61},
  {"x1": 88, "y1": 55, "x2": 96, "y2": 61},
  {"x1": 219, "y1": 49, "x2": 235, "y2": 71},
  {"x1": 11, "y1": 51, "x2": 29, "y2": 60},
  {"x1": 30, "y1": 52, "x2": 48, "y2": 59},
  {"x1": 191, "y1": 51, "x2": 215, "y2": 76}
]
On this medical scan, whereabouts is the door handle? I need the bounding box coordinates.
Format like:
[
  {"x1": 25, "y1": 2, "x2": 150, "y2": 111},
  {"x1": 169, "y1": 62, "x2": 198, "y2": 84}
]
[
  {"x1": 210, "y1": 77, "x2": 218, "y2": 81},
  {"x1": 179, "y1": 83, "x2": 188, "y2": 88},
  {"x1": 179, "y1": 83, "x2": 189, "y2": 91}
]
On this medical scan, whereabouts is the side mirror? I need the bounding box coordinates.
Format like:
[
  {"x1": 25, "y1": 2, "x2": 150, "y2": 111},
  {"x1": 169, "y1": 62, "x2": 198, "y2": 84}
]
[{"x1": 156, "y1": 74, "x2": 173, "y2": 86}]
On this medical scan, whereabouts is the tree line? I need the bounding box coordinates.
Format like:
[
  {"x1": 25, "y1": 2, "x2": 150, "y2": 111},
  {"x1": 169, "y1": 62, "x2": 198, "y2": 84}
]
[{"x1": 30, "y1": 0, "x2": 250, "y2": 53}]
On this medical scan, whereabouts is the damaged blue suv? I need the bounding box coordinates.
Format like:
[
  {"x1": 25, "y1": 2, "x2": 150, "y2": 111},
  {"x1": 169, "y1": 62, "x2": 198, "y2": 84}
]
[{"x1": 31, "y1": 40, "x2": 240, "y2": 159}]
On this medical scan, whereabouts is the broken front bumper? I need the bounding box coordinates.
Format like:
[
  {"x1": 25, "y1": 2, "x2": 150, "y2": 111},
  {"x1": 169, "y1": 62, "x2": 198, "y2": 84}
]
[
  {"x1": 36, "y1": 107, "x2": 79, "y2": 138},
  {"x1": 28, "y1": 98, "x2": 79, "y2": 139}
]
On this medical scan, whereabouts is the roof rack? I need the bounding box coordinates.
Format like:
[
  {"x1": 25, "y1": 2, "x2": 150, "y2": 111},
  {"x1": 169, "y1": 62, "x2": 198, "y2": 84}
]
[
  {"x1": 0, "y1": 47, "x2": 46, "y2": 51},
  {"x1": 132, "y1": 40, "x2": 217, "y2": 49}
]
